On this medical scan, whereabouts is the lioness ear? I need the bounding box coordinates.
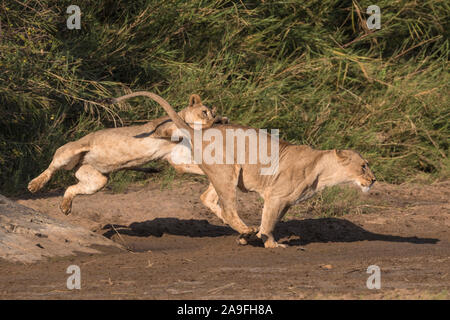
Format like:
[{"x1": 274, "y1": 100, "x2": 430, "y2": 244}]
[
  {"x1": 335, "y1": 149, "x2": 348, "y2": 162},
  {"x1": 189, "y1": 94, "x2": 202, "y2": 106}
]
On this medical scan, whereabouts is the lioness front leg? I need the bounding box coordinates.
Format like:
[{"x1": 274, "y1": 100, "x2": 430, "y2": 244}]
[
  {"x1": 257, "y1": 198, "x2": 290, "y2": 248},
  {"x1": 60, "y1": 165, "x2": 107, "y2": 215}
]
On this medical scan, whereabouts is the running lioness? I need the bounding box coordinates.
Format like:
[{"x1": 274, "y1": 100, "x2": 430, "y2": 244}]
[
  {"x1": 145, "y1": 95, "x2": 377, "y2": 248},
  {"x1": 28, "y1": 92, "x2": 224, "y2": 215}
]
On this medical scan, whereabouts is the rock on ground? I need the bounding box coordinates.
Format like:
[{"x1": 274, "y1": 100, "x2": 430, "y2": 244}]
[{"x1": 0, "y1": 194, "x2": 120, "y2": 263}]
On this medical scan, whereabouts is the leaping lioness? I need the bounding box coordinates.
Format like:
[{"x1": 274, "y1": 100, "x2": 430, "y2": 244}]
[
  {"x1": 28, "y1": 92, "x2": 223, "y2": 215},
  {"x1": 153, "y1": 95, "x2": 377, "y2": 248}
]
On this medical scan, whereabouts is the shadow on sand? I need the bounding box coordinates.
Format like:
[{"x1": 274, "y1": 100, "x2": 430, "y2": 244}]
[{"x1": 102, "y1": 217, "x2": 439, "y2": 247}]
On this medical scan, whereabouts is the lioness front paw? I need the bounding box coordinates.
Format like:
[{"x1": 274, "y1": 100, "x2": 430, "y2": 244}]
[{"x1": 59, "y1": 199, "x2": 72, "y2": 215}]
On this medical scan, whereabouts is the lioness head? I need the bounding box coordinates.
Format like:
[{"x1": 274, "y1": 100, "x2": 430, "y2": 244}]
[
  {"x1": 334, "y1": 149, "x2": 376, "y2": 192},
  {"x1": 182, "y1": 94, "x2": 217, "y2": 128}
]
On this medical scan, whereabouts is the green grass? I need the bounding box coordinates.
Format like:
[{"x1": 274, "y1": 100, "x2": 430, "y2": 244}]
[
  {"x1": 106, "y1": 162, "x2": 163, "y2": 194},
  {"x1": 0, "y1": 0, "x2": 449, "y2": 195}
]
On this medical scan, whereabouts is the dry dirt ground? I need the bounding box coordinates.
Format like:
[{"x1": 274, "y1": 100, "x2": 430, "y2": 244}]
[{"x1": 0, "y1": 179, "x2": 449, "y2": 299}]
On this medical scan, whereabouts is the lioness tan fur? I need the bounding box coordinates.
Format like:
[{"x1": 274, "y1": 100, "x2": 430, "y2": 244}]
[
  {"x1": 28, "y1": 92, "x2": 224, "y2": 215},
  {"x1": 155, "y1": 99, "x2": 377, "y2": 248}
]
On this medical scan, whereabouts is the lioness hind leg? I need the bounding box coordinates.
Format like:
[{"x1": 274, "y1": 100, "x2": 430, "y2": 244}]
[
  {"x1": 200, "y1": 183, "x2": 258, "y2": 245},
  {"x1": 256, "y1": 198, "x2": 290, "y2": 248},
  {"x1": 167, "y1": 160, "x2": 228, "y2": 222},
  {"x1": 60, "y1": 165, "x2": 107, "y2": 215},
  {"x1": 207, "y1": 173, "x2": 257, "y2": 237},
  {"x1": 28, "y1": 168, "x2": 55, "y2": 193},
  {"x1": 28, "y1": 142, "x2": 87, "y2": 193},
  {"x1": 200, "y1": 183, "x2": 224, "y2": 222}
]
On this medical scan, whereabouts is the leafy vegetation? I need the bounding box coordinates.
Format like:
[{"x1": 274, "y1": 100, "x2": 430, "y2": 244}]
[{"x1": 1, "y1": 0, "x2": 448, "y2": 194}]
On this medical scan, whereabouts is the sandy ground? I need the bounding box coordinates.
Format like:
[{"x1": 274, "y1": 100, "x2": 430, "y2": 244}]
[{"x1": 0, "y1": 179, "x2": 449, "y2": 299}]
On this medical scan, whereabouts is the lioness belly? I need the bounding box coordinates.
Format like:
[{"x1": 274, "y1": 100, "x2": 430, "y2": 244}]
[{"x1": 83, "y1": 136, "x2": 175, "y2": 173}]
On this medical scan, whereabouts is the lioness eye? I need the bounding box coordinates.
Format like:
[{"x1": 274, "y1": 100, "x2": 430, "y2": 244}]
[{"x1": 202, "y1": 110, "x2": 208, "y2": 117}]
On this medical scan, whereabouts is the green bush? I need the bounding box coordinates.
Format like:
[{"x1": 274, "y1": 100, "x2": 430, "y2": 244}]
[{"x1": 0, "y1": 0, "x2": 448, "y2": 194}]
